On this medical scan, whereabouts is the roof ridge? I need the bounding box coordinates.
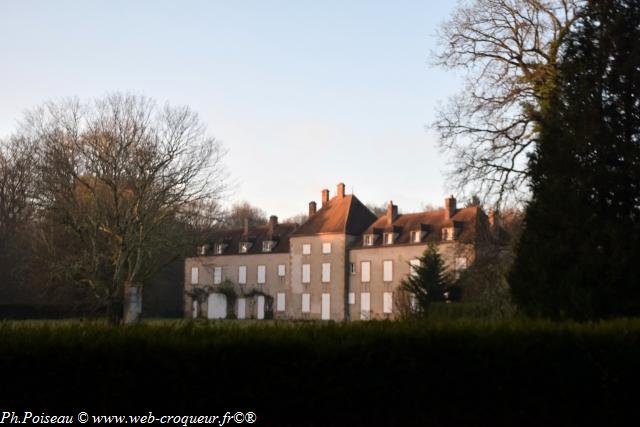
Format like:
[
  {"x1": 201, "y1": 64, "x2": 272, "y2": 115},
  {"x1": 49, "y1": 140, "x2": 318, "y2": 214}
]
[{"x1": 342, "y1": 194, "x2": 354, "y2": 233}]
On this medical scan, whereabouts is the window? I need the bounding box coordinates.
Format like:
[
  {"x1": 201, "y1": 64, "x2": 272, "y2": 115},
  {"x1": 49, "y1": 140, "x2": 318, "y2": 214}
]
[
  {"x1": 383, "y1": 292, "x2": 393, "y2": 314},
  {"x1": 361, "y1": 261, "x2": 371, "y2": 282},
  {"x1": 302, "y1": 244, "x2": 311, "y2": 255},
  {"x1": 322, "y1": 242, "x2": 332, "y2": 254},
  {"x1": 239, "y1": 242, "x2": 250, "y2": 253},
  {"x1": 364, "y1": 234, "x2": 374, "y2": 246},
  {"x1": 238, "y1": 265, "x2": 247, "y2": 284},
  {"x1": 360, "y1": 292, "x2": 370, "y2": 320},
  {"x1": 349, "y1": 263, "x2": 356, "y2": 274},
  {"x1": 213, "y1": 266, "x2": 222, "y2": 284},
  {"x1": 384, "y1": 233, "x2": 394, "y2": 245},
  {"x1": 321, "y1": 293, "x2": 330, "y2": 320},
  {"x1": 302, "y1": 293, "x2": 311, "y2": 313},
  {"x1": 442, "y1": 227, "x2": 456, "y2": 241},
  {"x1": 276, "y1": 292, "x2": 286, "y2": 312},
  {"x1": 348, "y1": 292, "x2": 355, "y2": 305},
  {"x1": 322, "y1": 263, "x2": 331, "y2": 283},
  {"x1": 277, "y1": 264, "x2": 286, "y2": 277},
  {"x1": 383, "y1": 260, "x2": 393, "y2": 282},
  {"x1": 410, "y1": 231, "x2": 422, "y2": 243},
  {"x1": 409, "y1": 259, "x2": 420, "y2": 277},
  {"x1": 257, "y1": 265, "x2": 266, "y2": 284},
  {"x1": 199, "y1": 245, "x2": 208, "y2": 256},
  {"x1": 214, "y1": 243, "x2": 225, "y2": 255},
  {"x1": 455, "y1": 257, "x2": 468, "y2": 271},
  {"x1": 237, "y1": 298, "x2": 246, "y2": 319},
  {"x1": 262, "y1": 240, "x2": 275, "y2": 252},
  {"x1": 191, "y1": 267, "x2": 199, "y2": 285},
  {"x1": 302, "y1": 264, "x2": 311, "y2": 283}
]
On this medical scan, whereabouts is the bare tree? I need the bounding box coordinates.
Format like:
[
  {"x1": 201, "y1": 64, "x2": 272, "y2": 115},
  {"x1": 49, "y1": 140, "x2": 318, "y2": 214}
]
[
  {"x1": 223, "y1": 201, "x2": 267, "y2": 229},
  {"x1": 433, "y1": 0, "x2": 583, "y2": 206},
  {"x1": 22, "y1": 94, "x2": 227, "y2": 324},
  {"x1": 0, "y1": 136, "x2": 36, "y2": 301}
]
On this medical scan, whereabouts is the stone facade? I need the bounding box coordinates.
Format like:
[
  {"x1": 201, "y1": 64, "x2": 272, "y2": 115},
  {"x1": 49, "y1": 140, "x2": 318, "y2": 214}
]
[{"x1": 184, "y1": 183, "x2": 489, "y2": 320}]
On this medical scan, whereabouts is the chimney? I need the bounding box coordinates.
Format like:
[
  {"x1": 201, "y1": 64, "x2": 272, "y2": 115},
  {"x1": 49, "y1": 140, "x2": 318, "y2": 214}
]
[
  {"x1": 269, "y1": 215, "x2": 278, "y2": 230},
  {"x1": 243, "y1": 217, "x2": 249, "y2": 237},
  {"x1": 337, "y1": 182, "x2": 346, "y2": 198},
  {"x1": 309, "y1": 201, "x2": 317, "y2": 216},
  {"x1": 322, "y1": 189, "x2": 330, "y2": 206},
  {"x1": 386, "y1": 200, "x2": 398, "y2": 225},
  {"x1": 444, "y1": 195, "x2": 457, "y2": 220},
  {"x1": 488, "y1": 209, "x2": 498, "y2": 228}
]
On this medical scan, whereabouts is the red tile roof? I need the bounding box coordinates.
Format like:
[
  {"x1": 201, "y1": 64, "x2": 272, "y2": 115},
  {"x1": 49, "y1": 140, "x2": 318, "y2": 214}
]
[
  {"x1": 291, "y1": 194, "x2": 377, "y2": 236},
  {"x1": 203, "y1": 222, "x2": 298, "y2": 256},
  {"x1": 358, "y1": 206, "x2": 483, "y2": 246}
]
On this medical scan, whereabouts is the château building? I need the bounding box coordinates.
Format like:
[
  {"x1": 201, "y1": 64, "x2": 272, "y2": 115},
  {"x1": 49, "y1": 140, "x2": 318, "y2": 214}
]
[{"x1": 184, "y1": 183, "x2": 491, "y2": 320}]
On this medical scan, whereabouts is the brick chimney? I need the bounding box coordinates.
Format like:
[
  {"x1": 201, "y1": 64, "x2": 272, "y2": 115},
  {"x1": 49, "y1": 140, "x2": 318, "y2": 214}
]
[
  {"x1": 321, "y1": 189, "x2": 330, "y2": 206},
  {"x1": 309, "y1": 201, "x2": 317, "y2": 216},
  {"x1": 488, "y1": 209, "x2": 498, "y2": 228},
  {"x1": 243, "y1": 217, "x2": 249, "y2": 237},
  {"x1": 269, "y1": 215, "x2": 278, "y2": 230},
  {"x1": 337, "y1": 182, "x2": 346, "y2": 198},
  {"x1": 386, "y1": 200, "x2": 398, "y2": 225},
  {"x1": 444, "y1": 195, "x2": 457, "y2": 220}
]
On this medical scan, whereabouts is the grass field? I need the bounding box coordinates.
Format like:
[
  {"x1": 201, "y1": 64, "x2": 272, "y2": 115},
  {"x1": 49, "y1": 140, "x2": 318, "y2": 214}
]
[{"x1": 1, "y1": 318, "x2": 638, "y2": 426}]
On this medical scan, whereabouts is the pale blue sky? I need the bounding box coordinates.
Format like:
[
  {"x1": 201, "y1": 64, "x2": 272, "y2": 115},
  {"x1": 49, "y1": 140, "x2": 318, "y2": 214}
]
[{"x1": 0, "y1": 0, "x2": 463, "y2": 218}]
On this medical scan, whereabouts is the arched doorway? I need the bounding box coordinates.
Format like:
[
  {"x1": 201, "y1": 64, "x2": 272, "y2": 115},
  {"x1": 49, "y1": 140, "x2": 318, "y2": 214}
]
[{"x1": 207, "y1": 293, "x2": 227, "y2": 319}]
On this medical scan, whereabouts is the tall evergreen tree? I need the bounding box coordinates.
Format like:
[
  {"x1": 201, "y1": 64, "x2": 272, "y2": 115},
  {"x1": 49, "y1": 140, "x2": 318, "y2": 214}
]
[
  {"x1": 510, "y1": 0, "x2": 640, "y2": 319},
  {"x1": 400, "y1": 244, "x2": 450, "y2": 316}
]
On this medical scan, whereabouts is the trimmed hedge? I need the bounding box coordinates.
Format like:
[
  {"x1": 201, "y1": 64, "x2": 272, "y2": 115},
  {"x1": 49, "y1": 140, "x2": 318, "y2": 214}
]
[{"x1": 0, "y1": 320, "x2": 638, "y2": 426}]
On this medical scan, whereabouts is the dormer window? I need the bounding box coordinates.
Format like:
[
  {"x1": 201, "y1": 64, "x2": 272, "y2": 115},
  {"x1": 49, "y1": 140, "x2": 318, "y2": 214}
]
[
  {"x1": 239, "y1": 242, "x2": 251, "y2": 253},
  {"x1": 442, "y1": 227, "x2": 457, "y2": 241},
  {"x1": 410, "y1": 231, "x2": 422, "y2": 243},
  {"x1": 262, "y1": 240, "x2": 275, "y2": 252},
  {"x1": 383, "y1": 233, "x2": 394, "y2": 245},
  {"x1": 199, "y1": 245, "x2": 209, "y2": 256},
  {"x1": 213, "y1": 243, "x2": 226, "y2": 255},
  {"x1": 364, "y1": 234, "x2": 375, "y2": 246}
]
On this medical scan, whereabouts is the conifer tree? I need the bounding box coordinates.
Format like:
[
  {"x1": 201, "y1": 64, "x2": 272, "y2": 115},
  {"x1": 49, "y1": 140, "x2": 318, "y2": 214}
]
[
  {"x1": 510, "y1": 0, "x2": 640, "y2": 319},
  {"x1": 400, "y1": 244, "x2": 450, "y2": 316}
]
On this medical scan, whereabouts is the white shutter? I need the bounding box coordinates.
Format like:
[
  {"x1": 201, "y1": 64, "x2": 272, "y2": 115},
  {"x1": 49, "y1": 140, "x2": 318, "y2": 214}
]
[
  {"x1": 213, "y1": 267, "x2": 222, "y2": 284},
  {"x1": 257, "y1": 295, "x2": 265, "y2": 320},
  {"x1": 302, "y1": 264, "x2": 311, "y2": 283},
  {"x1": 192, "y1": 300, "x2": 198, "y2": 318},
  {"x1": 321, "y1": 293, "x2": 330, "y2": 320},
  {"x1": 383, "y1": 260, "x2": 393, "y2": 282},
  {"x1": 348, "y1": 292, "x2": 355, "y2": 305},
  {"x1": 191, "y1": 267, "x2": 199, "y2": 284},
  {"x1": 322, "y1": 263, "x2": 331, "y2": 283},
  {"x1": 410, "y1": 259, "x2": 420, "y2": 277},
  {"x1": 361, "y1": 261, "x2": 370, "y2": 282},
  {"x1": 302, "y1": 293, "x2": 311, "y2": 313},
  {"x1": 238, "y1": 265, "x2": 247, "y2": 284},
  {"x1": 237, "y1": 298, "x2": 246, "y2": 319},
  {"x1": 383, "y1": 292, "x2": 393, "y2": 314},
  {"x1": 277, "y1": 292, "x2": 286, "y2": 312},
  {"x1": 257, "y1": 265, "x2": 266, "y2": 284},
  {"x1": 360, "y1": 292, "x2": 371, "y2": 320},
  {"x1": 277, "y1": 264, "x2": 286, "y2": 277},
  {"x1": 322, "y1": 242, "x2": 331, "y2": 254}
]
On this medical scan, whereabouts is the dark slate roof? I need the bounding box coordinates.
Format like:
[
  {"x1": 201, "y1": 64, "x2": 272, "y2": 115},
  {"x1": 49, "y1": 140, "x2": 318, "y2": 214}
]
[
  {"x1": 201, "y1": 222, "x2": 298, "y2": 256},
  {"x1": 357, "y1": 206, "x2": 483, "y2": 247},
  {"x1": 291, "y1": 194, "x2": 378, "y2": 236}
]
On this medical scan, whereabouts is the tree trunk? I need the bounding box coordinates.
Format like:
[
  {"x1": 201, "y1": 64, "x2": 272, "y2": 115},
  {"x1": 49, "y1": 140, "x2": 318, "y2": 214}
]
[
  {"x1": 107, "y1": 295, "x2": 124, "y2": 326},
  {"x1": 124, "y1": 281, "x2": 143, "y2": 324}
]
